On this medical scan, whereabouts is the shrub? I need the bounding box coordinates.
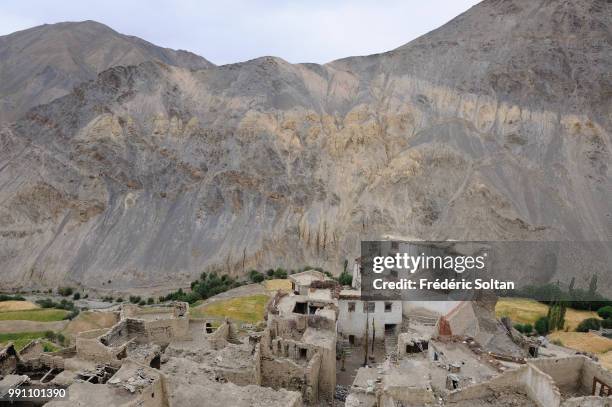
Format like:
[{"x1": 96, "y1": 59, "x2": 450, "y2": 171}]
[
  {"x1": 129, "y1": 296, "x2": 142, "y2": 304},
  {"x1": 601, "y1": 319, "x2": 612, "y2": 329},
  {"x1": 338, "y1": 272, "x2": 352, "y2": 286},
  {"x1": 72, "y1": 292, "x2": 81, "y2": 300},
  {"x1": 56, "y1": 333, "x2": 66, "y2": 346},
  {"x1": 36, "y1": 298, "x2": 76, "y2": 311},
  {"x1": 160, "y1": 271, "x2": 240, "y2": 304},
  {"x1": 138, "y1": 300, "x2": 146, "y2": 306},
  {"x1": 514, "y1": 324, "x2": 533, "y2": 335},
  {"x1": 576, "y1": 318, "x2": 601, "y2": 332},
  {"x1": 273, "y1": 268, "x2": 287, "y2": 279},
  {"x1": 514, "y1": 323, "x2": 533, "y2": 334},
  {"x1": 64, "y1": 309, "x2": 80, "y2": 320},
  {"x1": 249, "y1": 270, "x2": 265, "y2": 283},
  {"x1": 147, "y1": 298, "x2": 154, "y2": 305},
  {"x1": 535, "y1": 317, "x2": 550, "y2": 335},
  {"x1": 597, "y1": 306, "x2": 612, "y2": 319},
  {"x1": 57, "y1": 286, "x2": 74, "y2": 297},
  {"x1": 266, "y1": 269, "x2": 275, "y2": 277},
  {"x1": 0, "y1": 294, "x2": 26, "y2": 302}
]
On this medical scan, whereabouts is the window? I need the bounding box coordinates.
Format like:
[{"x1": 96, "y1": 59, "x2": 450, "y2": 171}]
[
  {"x1": 299, "y1": 348, "x2": 308, "y2": 360},
  {"x1": 363, "y1": 302, "x2": 375, "y2": 313},
  {"x1": 391, "y1": 242, "x2": 399, "y2": 250},
  {"x1": 384, "y1": 302, "x2": 392, "y2": 312},
  {"x1": 348, "y1": 302, "x2": 355, "y2": 312},
  {"x1": 293, "y1": 302, "x2": 307, "y2": 314}
]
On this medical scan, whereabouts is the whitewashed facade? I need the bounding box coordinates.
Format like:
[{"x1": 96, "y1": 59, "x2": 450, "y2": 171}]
[{"x1": 337, "y1": 290, "x2": 402, "y2": 340}]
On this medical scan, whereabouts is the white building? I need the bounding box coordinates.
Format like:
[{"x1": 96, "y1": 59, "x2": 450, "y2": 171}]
[{"x1": 337, "y1": 289, "x2": 402, "y2": 342}]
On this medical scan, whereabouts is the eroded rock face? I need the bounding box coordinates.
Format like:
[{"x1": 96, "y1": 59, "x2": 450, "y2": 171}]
[{"x1": 0, "y1": 0, "x2": 610, "y2": 291}]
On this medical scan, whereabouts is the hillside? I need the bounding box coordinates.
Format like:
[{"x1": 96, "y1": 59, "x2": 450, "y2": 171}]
[
  {"x1": 0, "y1": 20, "x2": 213, "y2": 122},
  {"x1": 0, "y1": 0, "x2": 610, "y2": 292}
]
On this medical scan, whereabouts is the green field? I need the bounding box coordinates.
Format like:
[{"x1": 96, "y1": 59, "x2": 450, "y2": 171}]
[
  {"x1": 191, "y1": 294, "x2": 269, "y2": 324},
  {"x1": 0, "y1": 332, "x2": 49, "y2": 350},
  {"x1": 0, "y1": 308, "x2": 69, "y2": 322}
]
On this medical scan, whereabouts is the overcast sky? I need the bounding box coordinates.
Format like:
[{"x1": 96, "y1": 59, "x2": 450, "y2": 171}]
[{"x1": 0, "y1": 0, "x2": 480, "y2": 65}]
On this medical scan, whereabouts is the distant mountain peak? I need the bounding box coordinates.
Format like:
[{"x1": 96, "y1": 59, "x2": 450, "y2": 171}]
[{"x1": 0, "y1": 20, "x2": 214, "y2": 123}]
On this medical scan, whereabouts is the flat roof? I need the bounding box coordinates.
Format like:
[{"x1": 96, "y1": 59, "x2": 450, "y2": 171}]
[{"x1": 289, "y1": 270, "x2": 329, "y2": 286}]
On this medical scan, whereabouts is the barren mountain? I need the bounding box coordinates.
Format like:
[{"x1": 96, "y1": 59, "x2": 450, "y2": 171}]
[
  {"x1": 0, "y1": 0, "x2": 610, "y2": 293},
  {"x1": 0, "y1": 20, "x2": 213, "y2": 122}
]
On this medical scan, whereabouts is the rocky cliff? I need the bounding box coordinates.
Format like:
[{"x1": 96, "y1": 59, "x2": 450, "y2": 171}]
[{"x1": 0, "y1": 0, "x2": 610, "y2": 292}]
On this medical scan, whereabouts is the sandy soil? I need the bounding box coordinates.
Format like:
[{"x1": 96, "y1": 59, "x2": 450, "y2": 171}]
[
  {"x1": 264, "y1": 279, "x2": 293, "y2": 293},
  {"x1": 548, "y1": 331, "x2": 612, "y2": 354},
  {"x1": 0, "y1": 300, "x2": 38, "y2": 311}
]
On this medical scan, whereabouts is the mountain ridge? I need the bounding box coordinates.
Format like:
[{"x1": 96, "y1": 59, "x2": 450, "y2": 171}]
[
  {"x1": 0, "y1": 0, "x2": 610, "y2": 294},
  {"x1": 0, "y1": 20, "x2": 213, "y2": 123}
]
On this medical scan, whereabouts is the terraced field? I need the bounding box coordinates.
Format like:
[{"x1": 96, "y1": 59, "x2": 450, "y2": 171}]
[
  {"x1": 191, "y1": 294, "x2": 269, "y2": 324},
  {"x1": 495, "y1": 297, "x2": 600, "y2": 331},
  {"x1": 0, "y1": 308, "x2": 68, "y2": 322},
  {"x1": 0, "y1": 331, "x2": 47, "y2": 350}
]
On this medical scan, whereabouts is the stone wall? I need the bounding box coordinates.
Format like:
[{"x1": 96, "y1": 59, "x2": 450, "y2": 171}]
[
  {"x1": 261, "y1": 356, "x2": 308, "y2": 395},
  {"x1": 523, "y1": 363, "x2": 562, "y2": 407},
  {"x1": 0, "y1": 343, "x2": 18, "y2": 374},
  {"x1": 447, "y1": 363, "x2": 562, "y2": 407},
  {"x1": 528, "y1": 357, "x2": 584, "y2": 391},
  {"x1": 76, "y1": 328, "x2": 130, "y2": 363},
  {"x1": 561, "y1": 396, "x2": 612, "y2": 407},
  {"x1": 205, "y1": 321, "x2": 229, "y2": 350},
  {"x1": 304, "y1": 352, "x2": 321, "y2": 404},
  {"x1": 529, "y1": 356, "x2": 612, "y2": 396}
]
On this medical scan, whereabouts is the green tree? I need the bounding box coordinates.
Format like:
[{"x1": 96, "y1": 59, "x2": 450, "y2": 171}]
[
  {"x1": 273, "y1": 268, "x2": 287, "y2": 279},
  {"x1": 249, "y1": 270, "x2": 265, "y2": 283},
  {"x1": 57, "y1": 286, "x2": 73, "y2": 297},
  {"x1": 576, "y1": 318, "x2": 601, "y2": 332},
  {"x1": 589, "y1": 274, "x2": 598, "y2": 295},
  {"x1": 547, "y1": 302, "x2": 566, "y2": 331},
  {"x1": 597, "y1": 306, "x2": 612, "y2": 319},
  {"x1": 535, "y1": 316, "x2": 550, "y2": 335}
]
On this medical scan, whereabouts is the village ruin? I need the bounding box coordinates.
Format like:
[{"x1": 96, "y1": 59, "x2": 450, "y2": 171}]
[{"x1": 1, "y1": 268, "x2": 611, "y2": 406}]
